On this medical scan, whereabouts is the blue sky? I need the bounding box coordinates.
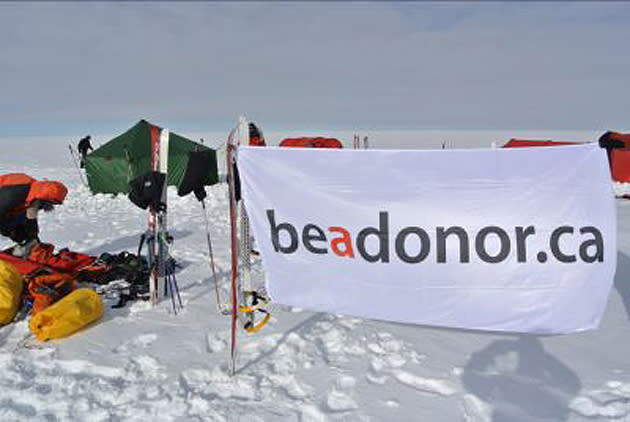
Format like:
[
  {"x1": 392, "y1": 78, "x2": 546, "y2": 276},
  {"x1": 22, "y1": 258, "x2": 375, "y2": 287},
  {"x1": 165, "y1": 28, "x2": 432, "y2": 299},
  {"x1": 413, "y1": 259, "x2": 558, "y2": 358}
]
[{"x1": 0, "y1": 2, "x2": 628, "y2": 136}]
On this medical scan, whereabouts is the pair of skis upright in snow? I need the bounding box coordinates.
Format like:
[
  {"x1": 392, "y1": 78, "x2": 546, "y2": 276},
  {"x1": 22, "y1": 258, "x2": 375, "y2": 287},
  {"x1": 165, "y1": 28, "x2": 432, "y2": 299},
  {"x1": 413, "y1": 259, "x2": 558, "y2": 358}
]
[
  {"x1": 225, "y1": 116, "x2": 271, "y2": 375},
  {"x1": 148, "y1": 126, "x2": 174, "y2": 307},
  {"x1": 132, "y1": 116, "x2": 267, "y2": 373}
]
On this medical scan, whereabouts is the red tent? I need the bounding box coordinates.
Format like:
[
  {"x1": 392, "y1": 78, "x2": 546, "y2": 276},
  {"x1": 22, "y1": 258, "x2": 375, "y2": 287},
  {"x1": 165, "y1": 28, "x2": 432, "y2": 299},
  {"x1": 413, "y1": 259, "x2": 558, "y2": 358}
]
[
  {"x1": 503, "y1": 134, "x2": 630, "y2": 183},
  {"x1": 502, "y1": 139, "x2": 579, "y2": 148},
  {"x1": 279, "y1": 137, "x2": 343, "y2": 149},
  {"x1": 610, "y1": 149, "x2": 630, "y2": 182},
  {"x1": 599, "y1": 132, "x2": 630, "y2": 183}
]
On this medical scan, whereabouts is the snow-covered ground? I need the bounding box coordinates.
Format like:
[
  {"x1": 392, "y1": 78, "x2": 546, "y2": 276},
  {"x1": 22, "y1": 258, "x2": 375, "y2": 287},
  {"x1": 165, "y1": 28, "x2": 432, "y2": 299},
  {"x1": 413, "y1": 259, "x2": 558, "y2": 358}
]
[{"x1": 1, "y1": 129, "x2": 629, "y2": 422}]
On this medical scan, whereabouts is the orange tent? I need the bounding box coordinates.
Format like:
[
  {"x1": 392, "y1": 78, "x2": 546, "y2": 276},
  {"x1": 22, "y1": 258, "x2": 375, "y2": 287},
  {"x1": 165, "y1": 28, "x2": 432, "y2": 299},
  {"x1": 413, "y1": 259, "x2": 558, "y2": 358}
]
[{"x1": 279, "y1": 137, "x2": 343, "y2": 149}]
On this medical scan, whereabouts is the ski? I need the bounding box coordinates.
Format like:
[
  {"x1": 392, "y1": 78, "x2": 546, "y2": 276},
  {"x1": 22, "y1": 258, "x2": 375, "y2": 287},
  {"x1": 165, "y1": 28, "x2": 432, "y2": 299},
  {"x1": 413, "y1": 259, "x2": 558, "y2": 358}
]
[
  {"x1": 240, "y1": 204, "x2": 270, "y2": 333},
  {"x1": 157, "y1": 128, "x2": 170, "y2": 305},
  {"x1": 226, "y1": 116, "x2": 273, "y2": 374},
  {"x1": 148, "y1": 125, "x2": 161, "y2": 304},
  {"x1": 226, "y1": 122, "x2": 242, "y2": 375},
  {"x1": 68, "y1": 144, "x2": 88, "y2": 187}
]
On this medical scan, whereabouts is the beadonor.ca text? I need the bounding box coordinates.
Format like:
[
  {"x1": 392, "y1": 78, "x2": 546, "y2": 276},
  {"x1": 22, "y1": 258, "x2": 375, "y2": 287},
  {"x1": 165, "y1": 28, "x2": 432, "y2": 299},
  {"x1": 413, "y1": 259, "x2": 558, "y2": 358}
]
[{"x1": 266, "y1": 210, "x2": 604, "y2": 264}]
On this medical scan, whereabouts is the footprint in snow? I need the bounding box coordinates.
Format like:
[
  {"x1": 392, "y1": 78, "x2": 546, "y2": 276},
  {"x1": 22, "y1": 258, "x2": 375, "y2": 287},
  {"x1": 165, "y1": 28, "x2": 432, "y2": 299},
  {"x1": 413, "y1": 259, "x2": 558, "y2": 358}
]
[
  {"x1": 206, "y1": 332, "x2": 228, "y2": 353},
  {"x1": 570, "y1": 380, "x2": 630, "y2": 419},
  {"x1": 324, "y1": 375, "x2": 359, "y2": 413},
  {"x1": 113, "y1": 333, "x2": 158, "y2": 354}
]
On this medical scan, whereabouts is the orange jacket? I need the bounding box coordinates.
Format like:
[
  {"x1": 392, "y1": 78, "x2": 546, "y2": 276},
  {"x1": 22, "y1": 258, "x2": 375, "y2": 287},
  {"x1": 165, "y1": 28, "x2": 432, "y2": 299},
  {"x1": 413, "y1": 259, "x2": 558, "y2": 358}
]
[{"x1": 0, "y1": 173, "x2": 67, "y2": 219}]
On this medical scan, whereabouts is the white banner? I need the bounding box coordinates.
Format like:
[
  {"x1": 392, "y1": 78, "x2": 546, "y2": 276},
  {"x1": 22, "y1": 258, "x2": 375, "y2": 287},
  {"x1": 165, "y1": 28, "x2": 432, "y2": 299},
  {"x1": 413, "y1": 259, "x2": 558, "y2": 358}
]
[{"x1": 238, "y1": 144, "x2": 616, "y2": 334}]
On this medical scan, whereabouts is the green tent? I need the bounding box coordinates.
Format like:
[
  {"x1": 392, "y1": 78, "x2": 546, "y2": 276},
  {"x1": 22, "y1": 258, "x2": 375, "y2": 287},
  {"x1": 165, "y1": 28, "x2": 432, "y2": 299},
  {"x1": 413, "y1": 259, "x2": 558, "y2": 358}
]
[{"x1": 85, "y1": 119, "x2": 218, "y2": 194}]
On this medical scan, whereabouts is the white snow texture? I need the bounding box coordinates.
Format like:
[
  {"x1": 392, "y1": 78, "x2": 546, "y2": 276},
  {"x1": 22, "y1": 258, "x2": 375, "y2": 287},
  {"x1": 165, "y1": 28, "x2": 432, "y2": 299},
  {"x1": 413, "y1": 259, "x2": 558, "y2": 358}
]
[{"x1": 0, "y1": 130, "x2": 629, "y2": 422}]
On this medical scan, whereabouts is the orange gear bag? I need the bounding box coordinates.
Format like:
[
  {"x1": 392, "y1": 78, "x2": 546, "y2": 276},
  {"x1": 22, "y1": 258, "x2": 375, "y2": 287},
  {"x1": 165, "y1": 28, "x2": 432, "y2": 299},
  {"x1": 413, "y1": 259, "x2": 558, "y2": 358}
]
[{"x1": 27, "y1": 272, "x2": 76, "y2": 315}]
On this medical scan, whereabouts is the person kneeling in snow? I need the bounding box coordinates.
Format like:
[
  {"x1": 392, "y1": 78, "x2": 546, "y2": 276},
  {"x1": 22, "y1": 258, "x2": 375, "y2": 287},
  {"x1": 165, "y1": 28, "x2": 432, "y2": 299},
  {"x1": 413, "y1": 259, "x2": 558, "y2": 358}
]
[{"x1": 0, "y1": 173, "x2": 67, "y2": 258}]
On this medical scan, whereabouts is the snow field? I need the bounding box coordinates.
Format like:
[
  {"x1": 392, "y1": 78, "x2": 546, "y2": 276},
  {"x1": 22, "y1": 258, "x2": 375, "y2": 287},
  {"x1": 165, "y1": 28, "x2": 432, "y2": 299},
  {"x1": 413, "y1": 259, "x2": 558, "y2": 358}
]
[{"x1": 1, "y1": 132, "x2": 629, "y2": 421}]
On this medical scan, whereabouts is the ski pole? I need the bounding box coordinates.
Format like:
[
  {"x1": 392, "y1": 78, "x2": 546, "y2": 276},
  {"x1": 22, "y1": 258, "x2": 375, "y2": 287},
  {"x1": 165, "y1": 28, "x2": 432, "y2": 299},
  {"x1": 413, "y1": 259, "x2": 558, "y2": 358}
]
[
  {"x1": 169, "y1": 259, "x2": 183, "y2": 309},
  {"x1": 167, "y1": 272, "x2": 177, "y2": 315},
  {"x1": 202, "y1": 199, "x2": 229, "y2": 314},
  {"x1": 68, "y1": 144, "x2": 88, "y2": 187}
]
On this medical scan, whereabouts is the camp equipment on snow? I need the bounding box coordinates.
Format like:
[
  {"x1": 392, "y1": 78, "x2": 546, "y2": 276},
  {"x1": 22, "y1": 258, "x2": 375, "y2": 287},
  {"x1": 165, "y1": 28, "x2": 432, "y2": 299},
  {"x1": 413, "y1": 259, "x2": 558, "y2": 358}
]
[
  {"x1": 0, "y1": 243, "x2": 151, "y2": 314},
  {"x1": 227, "y1": 119, "x2": 242, "y2": 374},
  {"x1": 279, "y1": 137, "x2": 343, "y2": 149},
  {"x1": 1, "y1": 245, "x2": 90, "y2": 317},
  {"x1": 29, "y1": 288, "x2": 102, "y2": 342},
  {"x1": 502, "y1": 139, "x2": 580, "y2": 148},
  {"x1": 598, "y1": 131, "x2": 630, "y2": 150},
  {"x1": 178, "y1": 150, "x2": 217, "y2": 201},
  {"x1": 84, "y1": 120, "x2": 217, "y2": 307},
  {"x1": 88, "y1": 251, "x2": 151, "y2": 308},
  {"x1": 598, "y1": 131, "x2": 630, "y2": 183},
  {"x1": 352, "y1": 134, "x2": 369, "y2": 150},
  {"x1": 224, "y1": 118, "x2": 350, "y2": 373},
  {"x1": 83, "y1": 119, "x2": 218, "y2": 195},
  {"x1": 502, "y1": 133, "x2": 630, "y2": 186},
  {"x1": 248, "y1": 123, "x2": 266, "y2": 147},
  {"x1": 88, "y1": 251, "x2": 150, "y2": 287},
  {"x1": 148, "y1": 126, "x2": 168, "y2": 304},
  {"x1": 176, "y1": 149, "x2": 227, "y2": 314},
  {"x1": 0, "y1": 261, "x2": 23, "y2": 325},
  {"x1": 17, "y1": 245, "x2": 92, "y2": 315},
  {"x1": 164, "y1": 258, "x2": 183, "y2": 314},
  {"x1": 27, "y1": 272, "x2": 76, "y2": 315},
  {"x1": 28, "y1": 245, "x2": 96, "y2": 273},
  {"x1": 226, "y1": 116, "x2": 273, "y2": 375},
  {"x1": 224, "y1": 126, "x2": 345, "y2": 353},
  {"x1": 201, "y1": 198, "x2": 226, "y2": 315},
  {"x1": 28, "y1": 242, "x2": 55, "y2": 263},
  {"x1": 128, "y1": 171, "x2": 167, "y2": 211}
]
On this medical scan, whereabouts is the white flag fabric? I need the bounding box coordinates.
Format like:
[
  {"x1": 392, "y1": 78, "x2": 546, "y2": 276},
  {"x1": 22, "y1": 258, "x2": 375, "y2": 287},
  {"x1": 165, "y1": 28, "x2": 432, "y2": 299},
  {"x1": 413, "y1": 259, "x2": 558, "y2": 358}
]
[{"x1": 238, "y1": 144, "x2": 616, "y2": 334}]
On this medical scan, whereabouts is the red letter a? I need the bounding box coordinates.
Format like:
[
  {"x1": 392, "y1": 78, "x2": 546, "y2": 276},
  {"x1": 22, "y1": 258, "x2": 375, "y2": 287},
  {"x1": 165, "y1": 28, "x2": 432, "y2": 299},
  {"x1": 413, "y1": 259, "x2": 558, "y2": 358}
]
[{"x1": 328, "y1": 227, "x2": 355, "y2": 258}]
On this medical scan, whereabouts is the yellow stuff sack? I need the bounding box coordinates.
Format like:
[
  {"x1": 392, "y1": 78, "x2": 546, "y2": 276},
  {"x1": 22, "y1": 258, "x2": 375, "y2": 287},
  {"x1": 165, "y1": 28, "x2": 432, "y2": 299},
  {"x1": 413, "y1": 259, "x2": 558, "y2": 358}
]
[
  {"x1": 0, "y1": 260, "x2": 23, "y2": 326},
  {"x1": 29, "y1": 288, "x2": 102, "y2": 342}
]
